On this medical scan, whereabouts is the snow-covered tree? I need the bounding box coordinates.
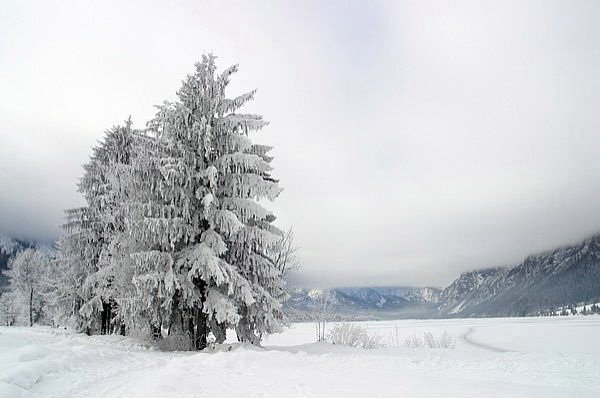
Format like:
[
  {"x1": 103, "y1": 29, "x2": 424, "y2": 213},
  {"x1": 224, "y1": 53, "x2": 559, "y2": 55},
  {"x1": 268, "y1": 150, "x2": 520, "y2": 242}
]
[
  {"x1": 78, "y1": 121, "x2": 138, "y2": 334},
  {"x1": 3, "y1": 248, "x2": 50, "y2": 326},
  {"x1": 53, "y1": 121, "x2": 138, "y2": 334},
  {"x1": 0, "y1": 290, "x2": 21, "y2": 326},
  {"x1": 115, "y1": 131, "x2": 182, "y2": 339},
  {"x1": 130, "y1": 55, "x2": 286, "y2": 347},
  {"x1": 52, "y1": 55, "x2": 288, "y2": 349}
]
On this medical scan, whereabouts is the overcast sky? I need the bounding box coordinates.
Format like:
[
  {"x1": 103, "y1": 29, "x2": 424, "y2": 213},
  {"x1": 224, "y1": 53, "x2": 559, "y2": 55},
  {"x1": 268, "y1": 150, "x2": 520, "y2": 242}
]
[{"x1": 2, "y1": 0, "x2": 600, "y2": 287}]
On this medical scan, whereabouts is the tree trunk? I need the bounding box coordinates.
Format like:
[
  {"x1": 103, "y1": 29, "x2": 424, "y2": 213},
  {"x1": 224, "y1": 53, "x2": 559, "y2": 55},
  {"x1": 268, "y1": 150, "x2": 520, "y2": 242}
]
[
  {"x1": 187, "y1": 312, "x2": 195, "y2": 346},
  {"x1": 167, "y1": 293, "x2": 181, "y2": 336},
  {"x1": 196, "y1": 308, "x2": 208, "y2": 350},
  {"x1": 235, "y1": 313, "x2": 260, "y2": 345},
  {"x1": 191, "y1": 280, "x2": 208, "y2": 350},
  {"x1": 210, "y1": 317, "x2": 227, "y2": 344},
  {"x1": 101, "y1": 302, "x2": 109, "y2": 335},
  {"x1": 152, "y1": 325, "x2": 162, "y2": 340},
  {"x1": 107, "y1": 303, "x2": 112, "y2": 332},
  {"x1": 29, "y1": 287, "x2": 33, "y2": 327}
]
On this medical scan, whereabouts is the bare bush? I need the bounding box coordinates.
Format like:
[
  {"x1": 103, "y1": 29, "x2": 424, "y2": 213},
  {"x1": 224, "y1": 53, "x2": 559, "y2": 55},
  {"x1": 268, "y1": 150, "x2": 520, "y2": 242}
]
[
  {"x1": 314, "y1": 290, "x2": 334, "y2": 342},
  {"x1": 361, "y1": 332, "x2": 386, "y2": 349},
  {"x1": 328, "y1": 323, "x2": 384, "y2": 349},
  {"x1": 402, "y1": 331, "x2": 456, "y2": 349},
  {"x1": 402, "y1": 334, "x2": 423, "y2": 349},
  {"x1": 437, "y1": 331, "x2": 456, "y2": 349}
]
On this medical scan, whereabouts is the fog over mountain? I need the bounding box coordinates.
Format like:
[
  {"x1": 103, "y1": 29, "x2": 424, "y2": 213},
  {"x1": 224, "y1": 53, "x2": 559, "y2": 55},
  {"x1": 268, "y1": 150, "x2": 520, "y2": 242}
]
[{"x1": 287, "y1": 233, "x2": 600, "y2": 319}]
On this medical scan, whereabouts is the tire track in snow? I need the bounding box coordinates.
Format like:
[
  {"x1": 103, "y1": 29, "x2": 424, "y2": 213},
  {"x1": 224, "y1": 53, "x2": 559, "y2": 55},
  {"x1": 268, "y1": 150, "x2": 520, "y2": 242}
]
[{"x1": 461, "y1": 327, "x2": 514, "y2": 353}]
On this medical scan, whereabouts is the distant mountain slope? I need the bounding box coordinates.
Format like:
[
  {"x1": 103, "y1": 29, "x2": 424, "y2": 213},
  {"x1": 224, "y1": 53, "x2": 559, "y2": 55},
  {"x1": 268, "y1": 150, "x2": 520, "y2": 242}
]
[
  {"x1": 285, "y1": 286, "x2": 441, "y2": 321},
  {"x1": 438, "y1": 267, "x2": 507, "y2": 315},
  {"x1": 289, "y1": 234, "x2": 600, "y2": 320},
  {"x1": 439, "y1": 234, "x2": 600, "y2": 317}
]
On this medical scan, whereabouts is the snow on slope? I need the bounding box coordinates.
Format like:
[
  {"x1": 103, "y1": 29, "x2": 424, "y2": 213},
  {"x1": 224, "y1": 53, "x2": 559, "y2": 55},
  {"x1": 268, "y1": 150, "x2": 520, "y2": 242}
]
[
  {"x1": 1, "y1": 317, "x2": 600, "y2": 397},
  {"x1": 439, "y1": 234, "x2": 600, "y2": 317}
]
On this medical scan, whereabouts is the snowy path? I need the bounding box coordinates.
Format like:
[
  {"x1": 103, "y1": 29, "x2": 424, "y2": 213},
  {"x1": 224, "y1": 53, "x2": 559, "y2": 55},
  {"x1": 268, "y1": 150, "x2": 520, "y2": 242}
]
[
  {"x1": 460, "y1": 327, "x2": 513, "y2": 353},
  {"x1": 1, "y1": 317, "x2": 600, "y2": 397}
]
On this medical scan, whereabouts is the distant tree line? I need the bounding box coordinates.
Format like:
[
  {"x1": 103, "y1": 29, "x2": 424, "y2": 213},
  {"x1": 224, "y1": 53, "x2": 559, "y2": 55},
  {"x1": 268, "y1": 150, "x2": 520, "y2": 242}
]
[{"x1": 536, "y1": 303, "x2": 600, "y2": 317}]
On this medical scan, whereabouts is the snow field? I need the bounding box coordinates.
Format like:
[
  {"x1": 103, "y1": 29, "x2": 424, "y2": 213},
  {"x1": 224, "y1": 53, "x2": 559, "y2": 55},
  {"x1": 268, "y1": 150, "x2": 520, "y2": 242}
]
[{"x1": 1, "y1": 316, "x2": 599, "y2": 397}]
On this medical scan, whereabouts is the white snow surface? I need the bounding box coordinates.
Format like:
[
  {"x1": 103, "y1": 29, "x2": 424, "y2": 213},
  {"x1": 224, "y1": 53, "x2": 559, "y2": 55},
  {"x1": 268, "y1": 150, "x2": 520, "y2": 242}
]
[{"x1": 1, "y1": 317, "x2": 599, "y2": 397}]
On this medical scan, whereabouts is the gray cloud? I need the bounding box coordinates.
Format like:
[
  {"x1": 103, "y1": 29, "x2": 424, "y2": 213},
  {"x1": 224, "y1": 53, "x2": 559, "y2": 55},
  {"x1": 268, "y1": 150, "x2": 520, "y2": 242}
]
[{"x1": 2, "y1": 0, "x2": 600, "y2": 287}]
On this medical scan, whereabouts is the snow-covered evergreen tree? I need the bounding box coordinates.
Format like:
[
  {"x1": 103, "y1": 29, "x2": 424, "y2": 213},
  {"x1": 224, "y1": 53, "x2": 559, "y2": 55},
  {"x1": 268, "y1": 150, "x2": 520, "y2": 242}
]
[
  {"x1": 212, "y1": 95, "x2": 287, "y2": 343},
  {"x1": 52, "y1": 55, "x2": 288, "y2": 349},
  {"x1": 115, "y1": 131, "x2": 183, "y2": 339},
  {"x1": 79, "y1": 120, "x2": 138, "y2": 334},
  {"x1": 53, "y1": 121, "x2": 138, "y2": 333},
  {"x1": 134, "y1": 55, "x2": 286, "y2": 347},
  {"x1": 197, "y1": 55, "x2": 288, "y2": 345}
]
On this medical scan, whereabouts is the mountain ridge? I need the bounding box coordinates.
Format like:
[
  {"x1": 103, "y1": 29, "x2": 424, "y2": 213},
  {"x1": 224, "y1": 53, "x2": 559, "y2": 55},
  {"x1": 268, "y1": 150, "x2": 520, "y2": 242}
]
[
  {"x1": 438, "y1": 233, "x2": 600, "y2": 317},
  {"x1": 284, "y1": 286, "x2": 441, "y2": 320},
  {"x1": 287, "y1": 233, "x2": 600, "y2": 320}
]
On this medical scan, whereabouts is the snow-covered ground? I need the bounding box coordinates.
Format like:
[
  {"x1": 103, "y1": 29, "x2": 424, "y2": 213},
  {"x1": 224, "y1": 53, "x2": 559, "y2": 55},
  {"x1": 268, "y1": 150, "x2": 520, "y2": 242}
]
[{"x1": 1, "y1": 317, "x2": 599, "y2": 397}]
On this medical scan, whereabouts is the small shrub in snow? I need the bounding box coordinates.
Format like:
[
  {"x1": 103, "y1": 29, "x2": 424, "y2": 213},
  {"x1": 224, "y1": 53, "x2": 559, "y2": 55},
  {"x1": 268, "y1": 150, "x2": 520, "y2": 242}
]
[
  {"x1": 328, "y1": 323, "x2": 384, "y2": 349},
  {"x1": 361, "y1": 332, "x2": 386, "y2": 349},
  {"x1": 402, "y1": 334, "x2": 422, "y2": 349},
  {"x1": 157, "y1": 334, "x2": 193, "y2": 351},
  {"x1": 403, "y1": 331, "x2": 455, "y2": 349},
  {"x1": 437, "y1": 331, "x2": 456, "y2": 349}
]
